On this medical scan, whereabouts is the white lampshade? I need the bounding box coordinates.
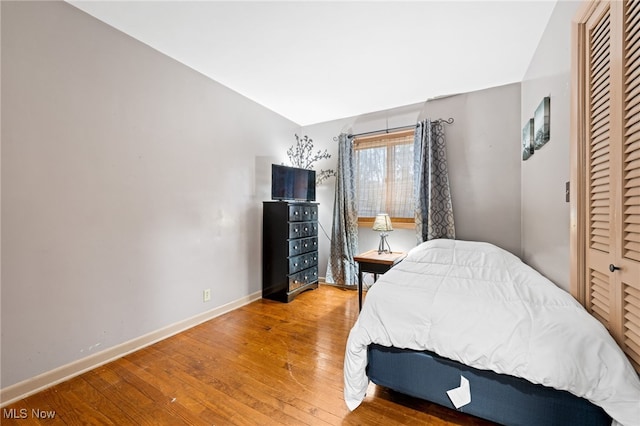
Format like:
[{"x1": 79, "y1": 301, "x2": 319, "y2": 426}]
[{"x1": 372, "y1": 213, "x2": 393, "y2": 232}]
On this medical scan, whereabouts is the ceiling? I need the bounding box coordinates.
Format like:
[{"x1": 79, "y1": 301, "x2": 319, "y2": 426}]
[{"x1": 68, "y1": 1, "x2": 558, "y2": 126}]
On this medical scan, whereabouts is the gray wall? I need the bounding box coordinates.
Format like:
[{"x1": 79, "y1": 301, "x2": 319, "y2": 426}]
[
  {"x1": 1, "y1": 1, "x2": 299, "y2": 388},
  {"x1": 421, "y1": 84, "x2": 522, "y2": 257},
  {"x1": 520, "y1": 0, "x2": 582, "y2": 292},
  {"x1": 303, "y1": 83, "x2": 522, "y2": 278}
]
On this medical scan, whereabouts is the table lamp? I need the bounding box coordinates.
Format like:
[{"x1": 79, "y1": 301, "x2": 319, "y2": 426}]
[{"x1": 372, "y1": 213, "x2": 393, "y2": 254}]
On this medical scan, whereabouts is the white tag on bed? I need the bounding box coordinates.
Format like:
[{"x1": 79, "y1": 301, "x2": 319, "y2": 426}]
[{"x1": 447, "y1": 375, "x2": 471, "y2": 409}]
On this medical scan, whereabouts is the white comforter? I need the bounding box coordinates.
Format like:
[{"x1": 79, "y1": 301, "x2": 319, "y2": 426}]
[{"x1": 344, "y1": 239, "x2": 640, "y2": 426}]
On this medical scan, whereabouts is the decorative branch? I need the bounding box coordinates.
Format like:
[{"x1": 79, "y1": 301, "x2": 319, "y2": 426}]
[
  {"x1": 286, "y1": 134, "x2": 336, "y2": 184},
  {"x1": 315, "y1": 169, "x2": 336, "y2": 184}
]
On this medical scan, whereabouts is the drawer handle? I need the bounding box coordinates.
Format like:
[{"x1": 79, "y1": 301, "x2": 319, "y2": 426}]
[
  {"x1": 304, "y1": 243, "x2": 308, "y2": 248},
  {"x1": 294, "y1": 246, "x2": 298, "y2": 250},
  {"x1": 304, "y1": 260, "x2": 308, "y2": 264},
  {"x1": 294, "y1": 211, "x2": 299, "y2": 215},
  {"x1": 304, "y1": 211, "x2": 308, "y2": 215},
  {"x1": 304, "y1": 227, "x2": 308, "y2": 231},
  {"x1": 294, "y1": 228, "x2": 299, "y2": 232}
]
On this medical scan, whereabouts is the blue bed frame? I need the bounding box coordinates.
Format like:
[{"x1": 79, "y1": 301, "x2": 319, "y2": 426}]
[{"x1": 367, "y1": 344, "x2": 612, "y2": 425}]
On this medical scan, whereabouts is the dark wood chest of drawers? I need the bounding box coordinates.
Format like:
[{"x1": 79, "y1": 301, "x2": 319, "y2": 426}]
[{"x1": 262, "y1": 201, "x2": 319, "y2": 302}]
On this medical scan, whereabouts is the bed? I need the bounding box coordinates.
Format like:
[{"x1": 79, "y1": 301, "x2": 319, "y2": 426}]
[{"x1": 344, "y1": 239, "x2": 640, "y2": 426}]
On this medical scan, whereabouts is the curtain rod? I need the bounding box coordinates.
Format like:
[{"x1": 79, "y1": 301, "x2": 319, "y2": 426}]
[{"x1": 347, "y1": 117, "x2": 454, "y2": 139}]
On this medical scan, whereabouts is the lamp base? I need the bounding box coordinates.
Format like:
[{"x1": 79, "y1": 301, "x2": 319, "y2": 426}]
[{"x1": 377, "y1": 233, "x2": 392, "y2": 254}]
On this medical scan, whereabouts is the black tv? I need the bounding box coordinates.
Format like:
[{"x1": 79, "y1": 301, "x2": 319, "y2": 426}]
[{"x1": 271, "y1": 164, "x2": 316, "y2": 201}]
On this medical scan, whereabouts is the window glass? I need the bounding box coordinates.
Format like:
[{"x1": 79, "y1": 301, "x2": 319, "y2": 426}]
[{"x1": 354, "y1": 130, "x2": 415, "y2": 225}]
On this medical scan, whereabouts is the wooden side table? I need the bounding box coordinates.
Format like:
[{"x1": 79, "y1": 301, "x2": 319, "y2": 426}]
[{"x1": 353, "y1": 250, "x2": 406, "y2": 311}]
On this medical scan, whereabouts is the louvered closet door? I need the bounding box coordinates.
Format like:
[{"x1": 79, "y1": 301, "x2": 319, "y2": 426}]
[
  {"x1": 582, "y1": 0, "x2": 640, "y2": 371},
  {"x1": 585, "y1": 2, "x2": 616, "y2": 335},
  {"x1": 619, "y1": 0, "x2": 640, "y2": 369}
]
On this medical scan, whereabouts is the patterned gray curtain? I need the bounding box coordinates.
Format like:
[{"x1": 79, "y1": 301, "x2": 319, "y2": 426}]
[
  {"x1": 326, "y1": 134, "x2": 359, "y2": 286},
  {"x1": 413, "y1": 120, "x2": 455, "y2": 243}
]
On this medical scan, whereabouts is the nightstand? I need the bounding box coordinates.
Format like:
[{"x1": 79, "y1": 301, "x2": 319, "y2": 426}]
[{"x1": 354, "y1": 250, "x2": 406, "y2": 311}]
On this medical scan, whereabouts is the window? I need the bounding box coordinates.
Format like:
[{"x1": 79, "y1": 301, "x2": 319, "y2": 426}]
[{"x1": 354, "y1": 129, "x2": 415, "y2": 228}]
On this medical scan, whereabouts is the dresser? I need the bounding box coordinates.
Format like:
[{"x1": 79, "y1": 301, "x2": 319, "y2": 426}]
[{"x1": 262, "y1": 201, "x2": 319, "y2": 302}]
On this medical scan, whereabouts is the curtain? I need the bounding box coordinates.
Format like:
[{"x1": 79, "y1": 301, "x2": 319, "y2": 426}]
[
  {"x1": 326, "y1": 134, "x2": 359, "y2": 286},
  {"x1": 413, "y1": 120, "x2": 455, "y2": 243}
]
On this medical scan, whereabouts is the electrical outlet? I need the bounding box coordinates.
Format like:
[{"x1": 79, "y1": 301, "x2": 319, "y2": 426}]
[{"x1": 203, "y1": 289, "x2": 211, "y2": 302}]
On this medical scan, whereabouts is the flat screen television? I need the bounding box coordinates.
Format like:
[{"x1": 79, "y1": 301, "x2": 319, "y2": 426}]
[{"x1": 271, "y1": 164, "x2": 316, "y2": 202}]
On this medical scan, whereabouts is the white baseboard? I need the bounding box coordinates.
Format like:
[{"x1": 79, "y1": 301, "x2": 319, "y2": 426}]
[{"x1": 0, "y1": 291, "x2": 262, "y2": 407}]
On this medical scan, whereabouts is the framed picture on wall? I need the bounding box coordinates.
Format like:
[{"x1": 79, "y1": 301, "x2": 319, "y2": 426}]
[
  {"x1": 522, "y1": 118, "x2": 534, "y2": 161},
  {"x1": 534, "y1": 96, "x2": 550, "y2": 149}
]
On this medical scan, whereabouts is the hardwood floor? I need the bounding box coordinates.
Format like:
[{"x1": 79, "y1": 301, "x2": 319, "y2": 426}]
[{"x1": 2, "y1": 285, "x2": 496, "y2": 425}]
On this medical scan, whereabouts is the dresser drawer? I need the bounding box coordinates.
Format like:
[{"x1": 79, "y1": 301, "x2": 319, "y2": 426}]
[
  {"x1": 288, "y1": 252, "x2": 319, "y2": 274},
  {"x1": 288, "y1": 266, "x2": 319, "y2": 291},
  {"x1": 288, "y1": 204, "x2": 318, "y2": 222},
  {"x1": 288, "y1": 236, "x2": 318, "y2": 256},
  {"x1": 288, "y1": 221, "x2": 318, "y2": 239}
]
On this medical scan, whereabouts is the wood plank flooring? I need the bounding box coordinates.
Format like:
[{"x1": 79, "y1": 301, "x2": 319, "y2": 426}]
[{"x1": 2, "y1": 285, "x2": 496, "y2": 425}]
